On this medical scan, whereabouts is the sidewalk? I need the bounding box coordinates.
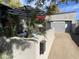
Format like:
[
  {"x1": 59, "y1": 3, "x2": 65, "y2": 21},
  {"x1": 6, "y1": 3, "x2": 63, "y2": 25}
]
[{"x1": 48, "y1": 32, "x2": 79, "y2": 59}]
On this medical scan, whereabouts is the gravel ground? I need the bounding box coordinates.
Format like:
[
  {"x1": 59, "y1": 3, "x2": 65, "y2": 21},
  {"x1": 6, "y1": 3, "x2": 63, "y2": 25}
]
[{"x1": 48, "y1": 32, "x2": 79, "y2": 59}]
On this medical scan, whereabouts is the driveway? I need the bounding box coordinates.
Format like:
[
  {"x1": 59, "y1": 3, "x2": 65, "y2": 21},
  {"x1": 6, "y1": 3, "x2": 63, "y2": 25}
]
[{"x1": 48, "y1": 32, "x2": 79, "y2": 59}]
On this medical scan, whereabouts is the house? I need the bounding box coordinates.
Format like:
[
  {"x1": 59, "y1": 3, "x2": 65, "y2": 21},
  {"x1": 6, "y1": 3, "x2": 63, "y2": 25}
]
[{"x1": 45, "y1": 11, "x2": 76, "y2": 33}]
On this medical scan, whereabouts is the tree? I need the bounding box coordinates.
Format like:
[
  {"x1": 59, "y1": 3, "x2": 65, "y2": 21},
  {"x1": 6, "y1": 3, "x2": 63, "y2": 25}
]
[
  {"x1": 8, "y1": 0, "x2": 21, "y2": 8},
  {"x1": 0, "y1": 0, "x2": 21, "y2": 8},
  {"x1": 0, "y1": 0, "x2": 2, "y2": 3},
  {"x1": 47, "y1": 3, "x2": 59, "y2": 15},
  {"x1": 26, "y1": 0, "x2": 79, "y2": 14}
]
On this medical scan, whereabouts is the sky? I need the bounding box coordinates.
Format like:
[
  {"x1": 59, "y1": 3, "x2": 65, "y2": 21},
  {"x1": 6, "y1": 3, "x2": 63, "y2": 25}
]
[
  {"x1": 58, "y1": 2, "x2": 79, "y2": 20},
  {"x1": 20, "y1": 0, "x2": 79, "y2": 20}
]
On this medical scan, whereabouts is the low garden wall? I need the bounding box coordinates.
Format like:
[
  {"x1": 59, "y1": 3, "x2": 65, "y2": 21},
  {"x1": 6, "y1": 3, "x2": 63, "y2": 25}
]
[{"x1": 11, "y1": 29, "x2": 55, "y2": 59}]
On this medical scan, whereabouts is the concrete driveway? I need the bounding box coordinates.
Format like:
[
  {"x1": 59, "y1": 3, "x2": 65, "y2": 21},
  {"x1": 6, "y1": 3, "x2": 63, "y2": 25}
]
[{"x1": 48, "y1": 32, "x2": 79, "y2": 59}]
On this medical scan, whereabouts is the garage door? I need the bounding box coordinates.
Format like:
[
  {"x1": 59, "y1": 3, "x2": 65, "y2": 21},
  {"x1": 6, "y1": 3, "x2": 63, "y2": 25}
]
[{"x1": 51, "y1": 22, "x2": 65, "y2": 32}]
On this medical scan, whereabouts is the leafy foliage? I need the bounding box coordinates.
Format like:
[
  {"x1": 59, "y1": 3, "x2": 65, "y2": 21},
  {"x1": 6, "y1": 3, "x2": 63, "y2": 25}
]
[
  {"x1": 8, "y1": 0, "x2": 21, "y2": 8},
  {"x1": 0, "y1": 0, "x2": 2, "y2": 2},
  {"x1": 0, "y1": 0, "x2": 21, "y2": 8},
  {"x1": 47, "y1": 3, "x2": 59, "y2": 15}
]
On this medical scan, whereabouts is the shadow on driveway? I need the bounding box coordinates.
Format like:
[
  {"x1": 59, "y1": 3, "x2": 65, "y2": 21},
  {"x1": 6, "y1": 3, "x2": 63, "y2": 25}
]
[{"x1": 70, "y1": 33, "x2": 79, "y2": 47}]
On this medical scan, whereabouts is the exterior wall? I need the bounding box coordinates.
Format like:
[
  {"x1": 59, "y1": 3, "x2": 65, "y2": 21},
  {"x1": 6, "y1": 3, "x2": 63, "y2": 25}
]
[
  {"x1": 37, "y1": 29, "x2": 55, "y2": 59},
  {"x1": 13, "y1": 41, "x2": 37, "y2": 59},
  {"x1": 12, "y1": 29, "x2": 55, "y2": 59},
  {"x1": 45, "y1": 12, "x2": 76, "y2": 22}
]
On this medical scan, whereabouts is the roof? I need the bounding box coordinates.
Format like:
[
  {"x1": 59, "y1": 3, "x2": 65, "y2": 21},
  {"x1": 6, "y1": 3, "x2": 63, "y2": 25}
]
[{"x1": 51, "y1": 11, "x2": 76, "y2": 15}]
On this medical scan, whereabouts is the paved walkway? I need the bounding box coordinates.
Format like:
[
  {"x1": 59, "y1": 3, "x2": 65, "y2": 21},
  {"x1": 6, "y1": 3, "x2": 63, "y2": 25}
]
[{"x1": 48, "y1": 33, "x2": 79, "y2": 59}]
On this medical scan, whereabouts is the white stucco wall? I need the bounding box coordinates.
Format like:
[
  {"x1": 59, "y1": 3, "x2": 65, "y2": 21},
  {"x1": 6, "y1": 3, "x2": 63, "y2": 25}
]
[
  {"x1": 12, "y1": 29, "x2": 55, "y2": 59},
  {"x1": 45, "y1": 12, "x2": 76, "y2": 23},
  {"x1": 13, "y1": 41, "x2": 37, "y2": 59},
  {"x1": 36, "y1": 29, "x2": 55, "y2": 59}
]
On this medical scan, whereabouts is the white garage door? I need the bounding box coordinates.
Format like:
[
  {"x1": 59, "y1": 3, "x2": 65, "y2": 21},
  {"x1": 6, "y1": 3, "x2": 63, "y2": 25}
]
[{"x1": 51, "y1": 22, "x2": 65, "y2": 32}]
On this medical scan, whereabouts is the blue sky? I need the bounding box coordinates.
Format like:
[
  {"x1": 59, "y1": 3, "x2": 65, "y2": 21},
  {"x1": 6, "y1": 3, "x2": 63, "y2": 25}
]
[
  {"x1": 58, "y1": 2, "x2": 79, "y2": 20},
  {"x1": 20, "y1": 0, "x2": 79, "y2": 20}
]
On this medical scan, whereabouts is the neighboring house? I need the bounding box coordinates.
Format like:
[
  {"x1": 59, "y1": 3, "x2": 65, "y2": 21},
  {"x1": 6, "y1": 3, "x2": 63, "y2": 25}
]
[{"x1": 45, "y1": 11, "x2": 76, "y2": 33}]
